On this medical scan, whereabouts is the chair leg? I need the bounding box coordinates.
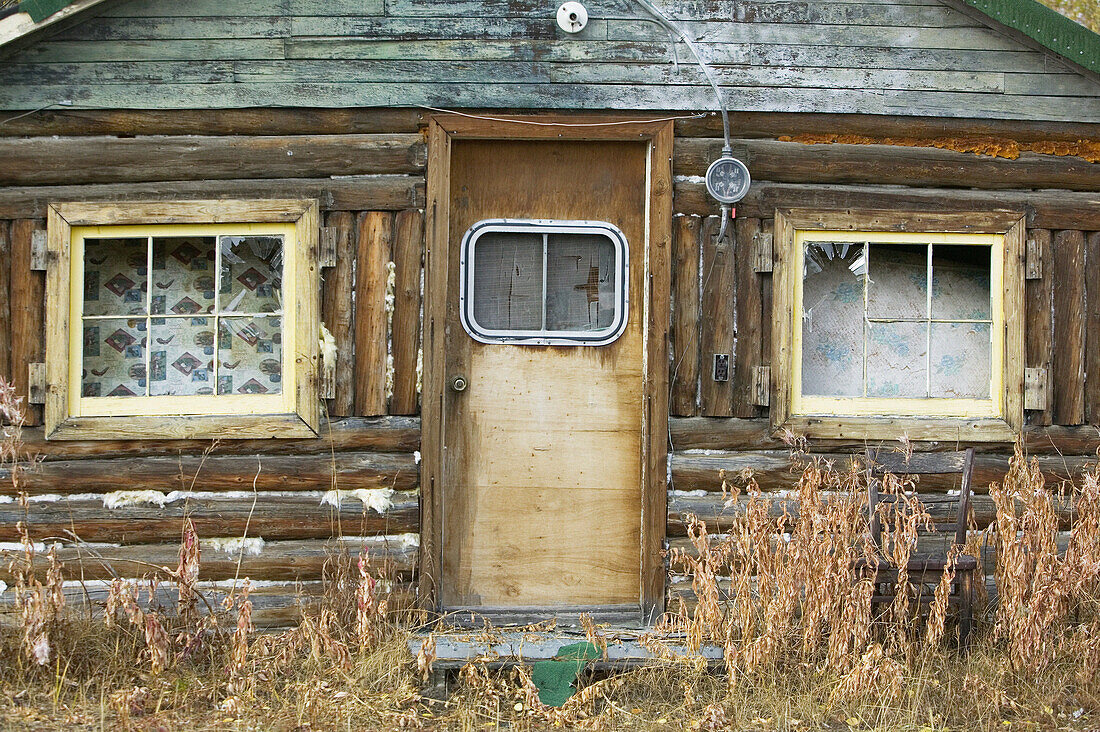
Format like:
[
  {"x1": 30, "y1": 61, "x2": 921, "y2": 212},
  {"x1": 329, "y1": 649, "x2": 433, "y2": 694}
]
[{"x1": 957, "y1": 571, "x2": 974, "y2": 648}]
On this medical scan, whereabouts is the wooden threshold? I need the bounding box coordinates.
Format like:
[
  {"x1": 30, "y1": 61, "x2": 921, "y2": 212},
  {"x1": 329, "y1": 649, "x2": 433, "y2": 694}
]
[{"x1": 409, "y1": 628, "x2": 724, "y2": 670}]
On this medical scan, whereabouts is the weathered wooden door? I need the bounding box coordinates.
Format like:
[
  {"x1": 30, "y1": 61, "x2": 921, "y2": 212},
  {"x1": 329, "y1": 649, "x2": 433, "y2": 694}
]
[{"x1": 431, "y1": 133, "x2": 659, "y2": 620}]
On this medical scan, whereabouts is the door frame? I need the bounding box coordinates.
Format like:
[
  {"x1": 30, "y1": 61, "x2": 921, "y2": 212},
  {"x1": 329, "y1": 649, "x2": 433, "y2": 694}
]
[{"x1": 419, "y1": 113, "x2": 674, "y2": 623}]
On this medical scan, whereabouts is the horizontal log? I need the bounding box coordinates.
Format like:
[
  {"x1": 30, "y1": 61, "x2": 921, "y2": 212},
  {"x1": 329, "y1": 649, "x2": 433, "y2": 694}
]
[
  {"x1": 673, "y1": 111, "x2": 1100, "y2": 143},
  {"x1": 1, "y1": 491, "x2": 419, "y2": 544},
  {"x1": 0, "y1": 107, "x2": 424, "y2": 137},
  {"x1": 674, "y1": 181, "x2": 1100, "y2": 231},
  {"x1": 667, "y1": 576, "x2": 1000, "y2": 616},
  {"x1": 0, "y1": 175, "x2": 424, "y2": 219},
  {"x1": 18, "y1": 416, "x2": 419, "y2": 461},
  {"x1": 667, "y1": 490, "x2": 1075, "y2": 537},
  {"x1": 0, "y1": 109, "x2": 1095, "y2": 144},
  {"x1": 668, "y1": 535, "x2": 1019, "y2": 578},
  {"x1": 671, "y1": 418, "x2": 1100, "y2": 456},
  {"x1": 0, "y1": 134, "x2": 426, "y2": 186},
  {"x1": 0, "y1": 580, "x2": 416, "y2": 630},
  {"x1": 2, "y1": 451, "x2": 417, "y2": 496},
  {"x1": 671, "y1": 450, "x2": 1095, "y2": 494},
  {"x1": 676, "y1": 138, "x2": 1100, "y2": 191},
  {"x1": 0, "y1": 536, "x2": 418, "y2": 583}
]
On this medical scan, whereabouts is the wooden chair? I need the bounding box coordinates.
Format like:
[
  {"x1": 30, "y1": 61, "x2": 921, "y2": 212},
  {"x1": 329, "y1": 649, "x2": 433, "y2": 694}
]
[{"x1": 861, "y1": 447, "x2": 980, "y2": 644}]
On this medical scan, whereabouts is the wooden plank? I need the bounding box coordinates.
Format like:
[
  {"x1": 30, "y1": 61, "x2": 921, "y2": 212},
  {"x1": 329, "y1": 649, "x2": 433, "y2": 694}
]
[
  {"x1": 3, "y1": 109, "x2": 1088, "y2": 145},
  {"x1": 292, "y1": 199, "x2": 323, "y2": 435},
  {"x1": 674, "y1": 138, "x2": 1100, "y2": 192},
  {"x1": 1025, "y1": 229, "x2": 1044, "y2": 279},
  {"x1": 354, "y1": 212, "x2": 394, "y2": 416},
  {"x1": 769, "y1": 212, "x2": 795, "y2": 431},
  {"x1": 278, "y1": 40, "x2": 1053, "y2": 73},
  {"x1": 2, "y1": 537, "x2": 417, "y2": 584},
  {"x1": 0, "y1": 221, "x2": 10, "y2": 383},
  {"x1": 321, "y1": 211, "x2": 357, "y2": 416},
  {"x1": 752, "y1": 365, "x2": 771, "y2": 407},
  {"x1": 1025, "y1": 368, "x2": 1048, "y2": 412},
  {"x1": 669, "y1": 449, "x2": 1092, "y2": 495},
  {"x1": 0, "y1": 176, "x2": 424, "y2": 219},
  {"x1": 0, "y1": 134, "x2": 426, "y2": 186},
  {"x1": 673, "y1": 182, "x2": 1100, "y2": 231},
  {"x1": 698, "y1": 215, "x2": 734, "y2": 416},
  {"x1": 418, "y1": 120, "x2": 451, "y2": 610},
  {"x1": 19, "y1": 415, "x2": 420, "y2": 461},
  {"x1": 550, "y1": 64, "x2": 1005, "y2": 93},
  {"x1": 2, "y1": 81, "x2": 1098, "y2": 124},
  {"x1": 643, "y1": 120, "x2": 674, "y2": 620},
  {"x1": 59, "y1": 15, "x2": 291, "y2": 41},
  {"x1": 607, "y1": 20, "x2": 1026, "y2": 50},
  {"x1": 759, "y1": 220, "x2": 774, "y2": 387},
  {"x1": 1087, "y1": 231, "x2": 1100, "y2": 424},
  {"x1": 669, "y1": 416, "x2": 1100, "y2": 455},
  {"x1": 1003, "y1": 217, "x2": 1027, "y2": 432},
  {"x1": 52, "y1": 198, "x2": 314, "y2": 226},
  {"x1": 1052, "y1": 230, "x2": 1087, "y2": 425},
  {"x1": 27, "y1": 362, "x2": 46, "y2": 405},
  {"x1": 670, "y1": 215, "x2": 701, "y2": 416},
  {"x1": 732, "y1": 216, "x2": 763, "y2": 419},
  {"x1": 390, "y1": 209, "x2": 423, "y2": 416},
  {"x1": 97, "y1": 0, "x2": 385, "y2": 16},
  {"x1": 1, "y1": 491, "x2": 419, "y2": 544},
  {"x1": 674, "y1": 111, "x2": 1100, "y2": 143},
  {"x1": 668, "y1": 483, "x2": 1076, "y2": 535},
  {"x1": 0, "y1": 581, "x2": 372, "y2": 630},
  {"x1": 0, "y1": 107, "x2": 422, "y2": 137},
  {"x1": 10, "y1": 219, "x2": 44, "y2": 426},
  {"x1": 1, "y1": 450, "x2": 417, "y2": 496}
]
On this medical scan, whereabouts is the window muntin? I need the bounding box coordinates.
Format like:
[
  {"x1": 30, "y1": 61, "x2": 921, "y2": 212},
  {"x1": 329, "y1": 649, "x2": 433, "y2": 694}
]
[
  {"x1": 69, "y1": 223, "x2": 297, "y2": 418},
  {"x1": 792, "y1": 230, "x2": 1004, "y2": 419},
  {"x1": 460, "y1": 220, "x2": 628, "y2": 346}
]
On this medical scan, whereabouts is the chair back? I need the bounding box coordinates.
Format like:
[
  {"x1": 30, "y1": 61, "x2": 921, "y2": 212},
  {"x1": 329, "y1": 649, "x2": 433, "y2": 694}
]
[{"x1": 865, "y1": 447, "x2": 974, "y2": 550}]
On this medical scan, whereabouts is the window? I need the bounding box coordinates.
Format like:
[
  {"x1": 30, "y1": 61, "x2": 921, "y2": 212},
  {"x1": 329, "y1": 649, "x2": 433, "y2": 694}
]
[
  {"x1": 772, "y1": 210, "x2": 1025, "y2": 441},
  {"x1": 459, "y1": 219, "x2": 628, "y2": 346},
  {"x1": 45, "y1": 200, "x2": 320, "y2": 440}
]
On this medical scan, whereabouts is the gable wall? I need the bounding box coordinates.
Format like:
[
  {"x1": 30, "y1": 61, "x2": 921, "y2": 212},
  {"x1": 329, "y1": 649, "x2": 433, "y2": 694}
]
[{"x1": 1, "y1": 0, "x2": 1099, "y2": 121}]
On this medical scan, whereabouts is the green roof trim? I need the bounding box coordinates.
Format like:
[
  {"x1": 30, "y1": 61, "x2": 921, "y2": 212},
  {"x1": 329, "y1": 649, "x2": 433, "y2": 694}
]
[
  {"x1": 19, "y1": 0, "x2": 76, "y2": 23},
  {"x1": 960, "y1": 0, "x2": 1100, "y2": 74}
]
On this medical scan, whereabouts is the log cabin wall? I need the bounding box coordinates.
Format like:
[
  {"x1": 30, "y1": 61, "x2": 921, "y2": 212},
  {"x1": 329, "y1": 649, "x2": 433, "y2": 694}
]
[{"x1": 0, "y1": 107, "x2": 1097, "y2": 622}]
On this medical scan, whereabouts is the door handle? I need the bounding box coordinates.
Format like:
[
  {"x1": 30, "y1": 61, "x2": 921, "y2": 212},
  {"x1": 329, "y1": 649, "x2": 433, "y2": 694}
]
[{"x1": 450, "y1": 374, "x2": 468, "y2": 392}]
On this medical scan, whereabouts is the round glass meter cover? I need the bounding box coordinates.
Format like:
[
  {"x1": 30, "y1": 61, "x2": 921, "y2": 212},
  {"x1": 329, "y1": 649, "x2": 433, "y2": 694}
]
[{"x1": 705, "y1": 156, "x2": 751, "y2": 204}]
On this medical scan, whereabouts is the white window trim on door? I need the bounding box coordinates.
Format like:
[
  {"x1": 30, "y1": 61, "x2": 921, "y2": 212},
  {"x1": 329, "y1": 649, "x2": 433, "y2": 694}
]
[{"x1": 458, "y1": 218, "x2": 629, "y2": 346}]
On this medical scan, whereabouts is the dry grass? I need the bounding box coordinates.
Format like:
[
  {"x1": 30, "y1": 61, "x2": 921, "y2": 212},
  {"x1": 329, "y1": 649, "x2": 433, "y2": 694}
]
[{"x1": 2, "y1": 375, "x2": 1100, "y2": 728}]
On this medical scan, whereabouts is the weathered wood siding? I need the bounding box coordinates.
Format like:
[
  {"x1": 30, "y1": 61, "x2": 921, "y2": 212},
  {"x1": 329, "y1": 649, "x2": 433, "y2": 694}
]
[
  {"x1": 1, "y1": 0, "x2": 1099, "y2": 121},
  {"x1": 0, "y1": 108, "x2": 1098, "y2": 624}
]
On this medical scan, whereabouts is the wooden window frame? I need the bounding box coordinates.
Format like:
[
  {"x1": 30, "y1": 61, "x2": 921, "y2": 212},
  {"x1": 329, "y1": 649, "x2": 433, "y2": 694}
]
[
  {"x1": 45, "y1": 199, "x2": 321, "y2": 440},
  {"x1": 771, "y1": 209, "x2": 1026, "y2": 442}
]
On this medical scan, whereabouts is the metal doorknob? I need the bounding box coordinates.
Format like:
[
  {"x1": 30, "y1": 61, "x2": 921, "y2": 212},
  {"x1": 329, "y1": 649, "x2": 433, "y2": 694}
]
[{"x1": 450, "y1": 375, "x2": 468, "y2": 392}]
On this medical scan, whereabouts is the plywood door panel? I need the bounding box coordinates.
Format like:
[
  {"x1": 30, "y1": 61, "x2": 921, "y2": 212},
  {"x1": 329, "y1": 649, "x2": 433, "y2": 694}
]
[{"x1": 442, "y1": 139, "x2": 647, "y2": 609}]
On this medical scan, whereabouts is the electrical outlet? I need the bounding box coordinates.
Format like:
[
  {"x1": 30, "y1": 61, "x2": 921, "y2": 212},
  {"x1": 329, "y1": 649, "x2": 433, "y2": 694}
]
[{"x1": 713, "y1": 353, "x2": 730, "y2": 382}]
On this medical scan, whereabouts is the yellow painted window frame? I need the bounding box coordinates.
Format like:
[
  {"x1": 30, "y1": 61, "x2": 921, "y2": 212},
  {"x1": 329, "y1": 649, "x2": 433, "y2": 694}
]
[
  {"x1": 771, "y1": 209, "x2": 1026, "y2": 443},
  {"x1": 45, "y1": 200, "x2": 321, "y2": 440},
  {"x1": 792, "y1": 230, "x2": 1004, "y2": 419}
]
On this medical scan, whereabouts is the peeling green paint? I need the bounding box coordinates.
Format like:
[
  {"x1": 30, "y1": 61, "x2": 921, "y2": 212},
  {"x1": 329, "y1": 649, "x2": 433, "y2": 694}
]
[
  {"x1": 961, "y1": 0, "x2": 1100, "y2": 74},
  {"x1": 19, "y1": 0, "x2": 74, "y2": 23}
]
